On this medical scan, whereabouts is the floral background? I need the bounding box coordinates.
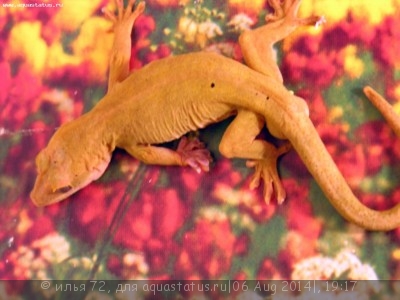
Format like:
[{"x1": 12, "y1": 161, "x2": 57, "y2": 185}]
[{"x1": 1, "y1": 0, "x2": 400, "y2": 298}]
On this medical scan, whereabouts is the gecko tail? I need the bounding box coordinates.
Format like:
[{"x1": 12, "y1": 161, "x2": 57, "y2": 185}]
[
  {"x1": 363, "y1": 86, "x2": 400, "y2": 136},
  {"x1": 282, "y1": 87, "x2": 400, "y2": 231}
]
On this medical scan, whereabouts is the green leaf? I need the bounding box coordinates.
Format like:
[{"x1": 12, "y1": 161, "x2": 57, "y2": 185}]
[
  {"x1": 309, "y1": 181, "x2": 345, "y2": 230},
  {"x1": 83, "y1": 87, "x2": 106, "y2": 113},
  {"x1": 359, "y1": 165, "x2": 400, "y2": 194},
  {"x1": 323, "y1": 51, "x2": 385, "y2": 135},
  {"x1": 361, "y1": 232, "x2": 391, "y2": 279},
  {"x1": 231, "y1": 216, "x2": 287, "y2": 278}
]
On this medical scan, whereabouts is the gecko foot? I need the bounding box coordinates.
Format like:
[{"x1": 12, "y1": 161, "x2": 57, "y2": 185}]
[
  {"x1": 266, "y1": 0, "x2": 323, "y2": 27},
  {"x1": 103, "y1": 0, "x2": 145, "y2": 30},
  {"x1": 177, "y1": 136, "x2": 212, "y2": 173},
  {"x1": 246, "y1": 143, "x2": 291, "y2": 204}
]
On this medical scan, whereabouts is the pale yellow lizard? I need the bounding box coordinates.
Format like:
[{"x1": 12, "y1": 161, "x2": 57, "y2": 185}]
[{"x1": 31, "y1": 0, "x2": 400, "y2": 231}]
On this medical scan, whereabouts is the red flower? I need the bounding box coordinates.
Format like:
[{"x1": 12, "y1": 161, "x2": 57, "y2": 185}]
[
  {"x1": 282, "y1": 45, "x2": 340, "y2": 88},
  {"x1": 168, "y1": 158, "x2": 242, "y2": 204},
  {"x1": 134, "y1": 14, "x2": 156, "y2": 46},
  {"x1": 130, "y1": 14, "x2": 156, "y2": 70},
  {"x1": 110, "y1": 186, "x2": 188, "y2": 276},
  {"x1": 281, "y1": 179, "x2": 322, "y2": 240},
  {"x1": 45, "y1": 61, "x2": 97, "y2": 86},
  {"x1": 0, "y1": 61, "x2": 12, "y2": 105},
  {"x1": 1, "y1": 63, "x2": 43, "y2": 130},
  {"x1": 320, "y1": 17, "x2": 374, "y2": 50},
  {"x1": 168, "y1": 166, "x2": 206, "y2": 198},
  {"x1": 144, "y1": 44, "x2": 172, "y2": 64},
  {"x1": 390, "y1": 188, "x2": 400, "y2": 241},
  {"x1": 4, "y1": 121, "x2": 53, "y2": 179},
  {"x1": 207, "y1": 159, "x2": 243, "y2": 191},
  {"x1": 147, "y1": 0, "x2": 181, "y2": 8},
  {"x1": 233, "y1": 233, "x2": 250, "y2": 256},
  {"x1": 355, "y1": 120, "x2": 396, "y2": 173},
  {"x1": 175, "y1": 218, "x2": 236, "y2": 278},
  {"x1": 233, "y1": 179, "x2": 278, "y2": 223},
  {"x1": 257, "y1": 258, "x2": 282, "y2": 280},
  {"x1": 359, "y1": 193, "x2": 387, "y2": 211},
  {"x1": 69, "y1": 182, "x2": 122, "y2": 244},
  {"x1": 146, "y1": 238, "x2": 178, "y2": 275},
  {"x1": 107, "y1": 254, "x2": 122, "y2": 278},
  {"x1": 373, "y1": 17, "x2": 400, "y2": 69},
  {"x1": 152, "y1": 189, "x2": 188, "y2": 239},
  {"x1": 278, "y1": 231, "x2": 318, "y2": 277},
  {"x1": 297, "y1": 91, "x2": 329, "y2": 126},
  {"x1": 113, "y1": 187, "x2": 187, "y2": 250}
]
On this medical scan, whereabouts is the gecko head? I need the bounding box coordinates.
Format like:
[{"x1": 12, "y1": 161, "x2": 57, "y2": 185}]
[{"x1": 30, "y1": 141, "x2": 111, "y2": 207}]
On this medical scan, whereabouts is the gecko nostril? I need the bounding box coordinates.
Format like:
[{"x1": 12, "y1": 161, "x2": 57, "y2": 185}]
[{"x1": 210, "y1": 82, "x2": 215, "y2": 88}]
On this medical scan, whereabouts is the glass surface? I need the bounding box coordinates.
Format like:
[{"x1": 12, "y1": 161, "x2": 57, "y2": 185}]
[{"x1": 1, "y1": 0, "x2": 400, "y2": 298}]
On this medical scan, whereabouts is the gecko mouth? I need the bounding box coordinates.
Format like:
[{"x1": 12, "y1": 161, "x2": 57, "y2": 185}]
[{"x1": 30, "y1": 182, "x2": 77, "y2": 207}]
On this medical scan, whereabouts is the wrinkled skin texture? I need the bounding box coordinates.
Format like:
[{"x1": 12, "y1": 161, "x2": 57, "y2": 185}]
[{"x1": 31, "y1": 0, "x2": 400, "y2": 231}]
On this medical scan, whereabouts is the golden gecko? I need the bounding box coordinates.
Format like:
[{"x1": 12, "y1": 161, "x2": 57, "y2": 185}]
[{"x1": 31, "y1": 0, "x2": 400, "y2": 231}]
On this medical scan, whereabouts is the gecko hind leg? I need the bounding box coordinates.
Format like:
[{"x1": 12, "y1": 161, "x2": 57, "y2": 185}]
[
  {"x1": 246, "y1": 143, "x2": 291, "y2": 204},
  {"x1": 219, "y1": 110, "x2": 291, "y2": 204}
]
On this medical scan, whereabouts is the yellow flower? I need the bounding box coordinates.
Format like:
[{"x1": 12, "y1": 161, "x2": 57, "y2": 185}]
[
  {"x1": 45, "y1": 42, "x2": 82, "y2": 71},
  {"x1": 394, "y1": 102, "x2": 400, "y2": 116},
  {"x1": 342, "y1": 45, "x2": 364, "y2": 79},
  {"x1": 178, "y1": 16, "x2": 222, "y2": 48},
  {"x1": 228, "y1": 0, "x2": 266, "y2": 14},
  {"x1": 53, "y1": 0, "x2": 103, "y2": 32},
  {"x1": 6, "y1": 21, "x2": 48, "y2": 74},
  {"x1": 16, "y1": 209, "x2": 33, "y2": 235},
  {"x1": 286, "y1": 0, "x2": 400, "y2": 51},
  {"x1": 178, "y1": 16, "x2": 198, "y2": 44},
  {"x1": 71, "y1": 17, "x2": 114, "y2": 82},
  {"x1": 300, "y1": 0, "x2": 397, "y2": 24}
]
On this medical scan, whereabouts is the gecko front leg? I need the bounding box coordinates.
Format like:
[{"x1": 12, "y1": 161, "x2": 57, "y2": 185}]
[
  {"x1": 104, "y1": 0, "x2": 145, "y2": 91},
  {"x1": 122, "y1": 137, "x2": 212, "y2": 173}
]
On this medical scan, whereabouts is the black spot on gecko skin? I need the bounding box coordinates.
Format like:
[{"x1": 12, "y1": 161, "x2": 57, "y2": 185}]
[
  {"x1": 266, "y1": 96, "x2": 270, "y2": 100},
  {"x1": 211, "y1": 82, "x2": 215, "y2": 88}
]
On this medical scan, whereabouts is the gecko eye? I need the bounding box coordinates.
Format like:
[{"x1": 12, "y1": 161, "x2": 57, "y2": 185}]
[{"x1": 54, "y1": 185, "x2": 73, "y2": 194}]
